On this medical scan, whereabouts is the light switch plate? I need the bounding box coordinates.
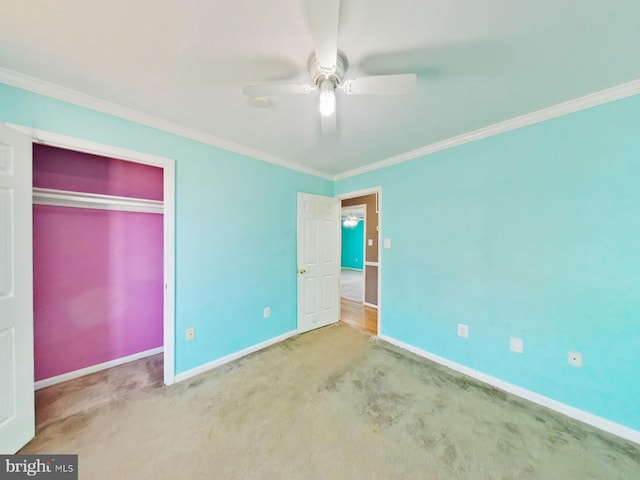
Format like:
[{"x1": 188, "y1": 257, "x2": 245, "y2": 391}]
[
  {"x1": 384, "y1": 238, "x2": 391, "y2": 249},
  {"x1": 510, "y1": 337, "x2": 523, "y2": 353},
  {"x1": 457, "y1": 323, "x2": 469, "y2": 338},
  {"x1": 368, "y1": 239, "x2": 373, "y2": 246}
]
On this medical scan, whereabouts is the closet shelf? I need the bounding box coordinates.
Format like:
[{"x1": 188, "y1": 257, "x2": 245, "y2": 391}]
[{"x1": 33, "y1": 187, "x2": 164, "y2": 214}]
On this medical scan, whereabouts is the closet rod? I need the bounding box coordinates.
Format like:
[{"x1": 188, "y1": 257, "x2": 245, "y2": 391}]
[{"x1": 33, "y1": 187, "x2": 164, "y2": 214}]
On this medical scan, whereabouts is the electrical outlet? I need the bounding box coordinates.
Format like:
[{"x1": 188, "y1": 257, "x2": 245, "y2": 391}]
[
  {"x1": 186, "y1": 327, "x2": 195, "y2": 341},
  {"x1": 568, "y1": 351, "x2": 582, "y2": 367},
  {"x1": 263, "y1": 307, "x2": 270, "y2": 318},
  {"x1": 457, "y1": 323, "x2": 469, "y2": 338},
  {"x1": 510, "y1": 337, "x2": 524, "y2": 353}
]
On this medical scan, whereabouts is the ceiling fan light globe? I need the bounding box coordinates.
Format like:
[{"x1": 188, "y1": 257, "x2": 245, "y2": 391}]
[{"x1": 319, "y1": 80, "x2": 336, "y2": 117}]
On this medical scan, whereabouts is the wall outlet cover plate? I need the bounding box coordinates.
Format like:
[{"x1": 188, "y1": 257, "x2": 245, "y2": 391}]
[
  {"x1": 568, "y1": 351, "x2": 582, "y2": 367},
  {"x1": 186, "y1": 327, "x2": 195, "y2": 341}
]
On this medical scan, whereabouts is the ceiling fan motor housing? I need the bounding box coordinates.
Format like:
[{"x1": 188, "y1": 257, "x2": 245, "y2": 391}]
[{"x1": 308, "y1": 50, "x2": 348, "y2": 87}]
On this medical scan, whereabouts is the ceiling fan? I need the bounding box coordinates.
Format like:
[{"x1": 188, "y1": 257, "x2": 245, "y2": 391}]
[
  {"x1": 342, "y1": 211, "x2": 362, "y2": 227},
  {"x1": 242, "y1": 0, "x2": 418, "y2": 134}
]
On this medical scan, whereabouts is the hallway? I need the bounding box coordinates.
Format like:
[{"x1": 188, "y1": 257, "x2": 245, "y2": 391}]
[{"x1": 340, "y1": 297, "x2": 377, "y2": 335}]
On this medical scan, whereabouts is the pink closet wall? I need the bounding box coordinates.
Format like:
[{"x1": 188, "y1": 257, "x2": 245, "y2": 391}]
[{"x1": 33, "y1": 144, "x2": 164, "y2": 381}]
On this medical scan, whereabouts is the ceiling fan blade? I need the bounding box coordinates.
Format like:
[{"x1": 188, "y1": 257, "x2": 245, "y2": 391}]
[
  {"x1": 307, "y1": 0, "x2": 340, "y2": 74},
  {"x1": 341, "y1": 73, "x2": 417, "y2": 95},
  {"x1": 242, "y1": 83, "x2": 316, "y2": 97},
  {"x1": 320, "y1": 109, "x2": 336, "y2": 135}
]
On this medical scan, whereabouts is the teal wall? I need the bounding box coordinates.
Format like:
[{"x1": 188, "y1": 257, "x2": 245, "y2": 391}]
[
  {"x1": 341, "y1": 221, "x2": 364, "y2": 269},
  {"x1": 335, "y1": 94, "x2": 640, "y2": 431},
  {"x1": 0, "y1": 83, "x2": 332, "y2": 375}
]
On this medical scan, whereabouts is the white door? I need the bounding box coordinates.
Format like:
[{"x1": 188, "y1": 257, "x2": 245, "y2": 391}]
[
  {"x1": 0, "y1": 125, "x2": 34, "y2": 453},
  {"x1": 297, "y1": 193, "x2": 340, "y2": 333}
]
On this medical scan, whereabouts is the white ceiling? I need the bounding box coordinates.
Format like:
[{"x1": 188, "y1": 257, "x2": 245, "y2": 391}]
[
  {"x1": 341, "y1": 205, "x2": 365, "y2": 220},
  {"x1": 1, "y1": 1, "x2": 639, "y2": 176}
]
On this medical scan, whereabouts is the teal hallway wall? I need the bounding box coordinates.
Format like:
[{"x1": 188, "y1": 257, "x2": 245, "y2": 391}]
[{"x1": 341, "y1": 221, "x2": 364, "y2": 269}]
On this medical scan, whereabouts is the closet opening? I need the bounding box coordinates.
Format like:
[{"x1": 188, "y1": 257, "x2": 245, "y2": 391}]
[{"x1": 31, "y1": 142, "x2": 170, "y2": 430}]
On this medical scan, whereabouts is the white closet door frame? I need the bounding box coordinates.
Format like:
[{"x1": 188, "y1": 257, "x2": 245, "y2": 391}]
[
  {"x1": 7, "y1": 124, "x2": 177, "y2": 386},
  {"x1": 0, "y1": 124, "x2": 34, "y2": 453}
]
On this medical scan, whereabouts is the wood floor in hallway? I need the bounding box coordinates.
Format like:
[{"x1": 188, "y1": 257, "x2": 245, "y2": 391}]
[{"x1": 340, "y1": 297, "x2": 377, "y2": 335}]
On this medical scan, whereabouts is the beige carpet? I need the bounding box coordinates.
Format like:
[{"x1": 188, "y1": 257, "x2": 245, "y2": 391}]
[
  {"x1": 341, "y1": 268, "x2": 364, "y2": 302},
  {"x1": 35, "y1": 354, "x2": 163, "y2": 432},
  {"x1": 22, "y1": 323, "x2": 640, "y2": 479}
]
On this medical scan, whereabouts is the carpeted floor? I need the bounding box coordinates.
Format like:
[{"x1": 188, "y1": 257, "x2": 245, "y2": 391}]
[
  {"x1": 341, "y1": 268, "x2": 364, "y2": 302},
  {"x1": 22, "y1": 323, "x2": 640, "y2": 479},
  {"x1": 34, "y1": 354, "x2": 164, "y2": 432}
]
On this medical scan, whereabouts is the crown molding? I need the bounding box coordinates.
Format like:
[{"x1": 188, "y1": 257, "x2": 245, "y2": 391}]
[
  {"x1": 334, "y1": 78, "x2": 640, "y2": 181},
  {"x1": 3, "y1": 68, "x2": 639, "y2": 183},
  {"x1": 0, "y1": 68, "x2": 333, "y2": 180}
]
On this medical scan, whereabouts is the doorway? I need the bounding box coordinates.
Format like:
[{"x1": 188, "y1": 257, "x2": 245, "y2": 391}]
[
  {"x1": 21, "y1": 128, "x2": 175, "y2": 426},
  {"x1": 340, "y1": 204, "x2": 365, "y2": 303},
  {"x1": 337, "y1": 188, "x2": 381, "y2": 336},
  {"x1": 19, "y1": 127, "x2": 176, "y2": 377}
]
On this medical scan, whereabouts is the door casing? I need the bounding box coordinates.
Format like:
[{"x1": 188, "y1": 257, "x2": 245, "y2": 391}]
[{"x1": 8, "y1": 124, "x2": 176, "y2": 386}]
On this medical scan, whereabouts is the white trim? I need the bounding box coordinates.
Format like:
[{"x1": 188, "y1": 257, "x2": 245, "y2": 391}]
[
  {"x1": 0, "y1": 68, "x2": 332, "y2": 180},
  {"x1": 364, "y1": 261, "x2": 379, "y2": 267},
  {"x1": 361, "y1": 204, "x2": 367, "y2": 304},
  {"x1": 34, "y1": 347, "x2": 163, "y2": 390},
  {"x1": 378, "y1": 334, "x2": 640, "y2": 446},
  {"x1": 13, "y1": 125, "x2": 178, "y2": 386},
  {"x1": 162, "y1": 159, "x2": 176, "y2": 386},
  {"x1": 340, "y1": 267, "x2": 363, "y2": 271},
  {"x1": 8, "y1": 125, "x2": 166, "y2": 168},
  {"x1": 334, "y1": 79, "x2": 640, "y2": 180},
  {"x1": 33, "y1": 187, "x2": 163, "y2": 214},
  {"x1": 175, "y1": 330, "x2": 298, "y2": 383},
  {"x1": 364, "y1": 302, "x2": 378, "y2": 309},
  {"x1": 336, "y1": 187, "x2": 383, "y2": 200}
]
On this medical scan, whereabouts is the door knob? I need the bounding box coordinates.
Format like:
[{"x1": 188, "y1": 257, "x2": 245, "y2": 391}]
[{"x1": 298, "y1": 268, "x2": 306, "y2": 274}]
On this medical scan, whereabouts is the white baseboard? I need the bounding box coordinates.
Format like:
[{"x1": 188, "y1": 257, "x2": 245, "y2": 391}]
[
  {"x1": 378, "y1": 334, "x2": 640, "y2": 446},
  {"x1": 35, "y1": 346, "x2": 164, "y2": 390},
  {"x1": 364, "y1": 302, "x2": 378, "y2": 309},
  {"x1": 174, "y1": 330, "x2": 298, "y2": 383}
]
